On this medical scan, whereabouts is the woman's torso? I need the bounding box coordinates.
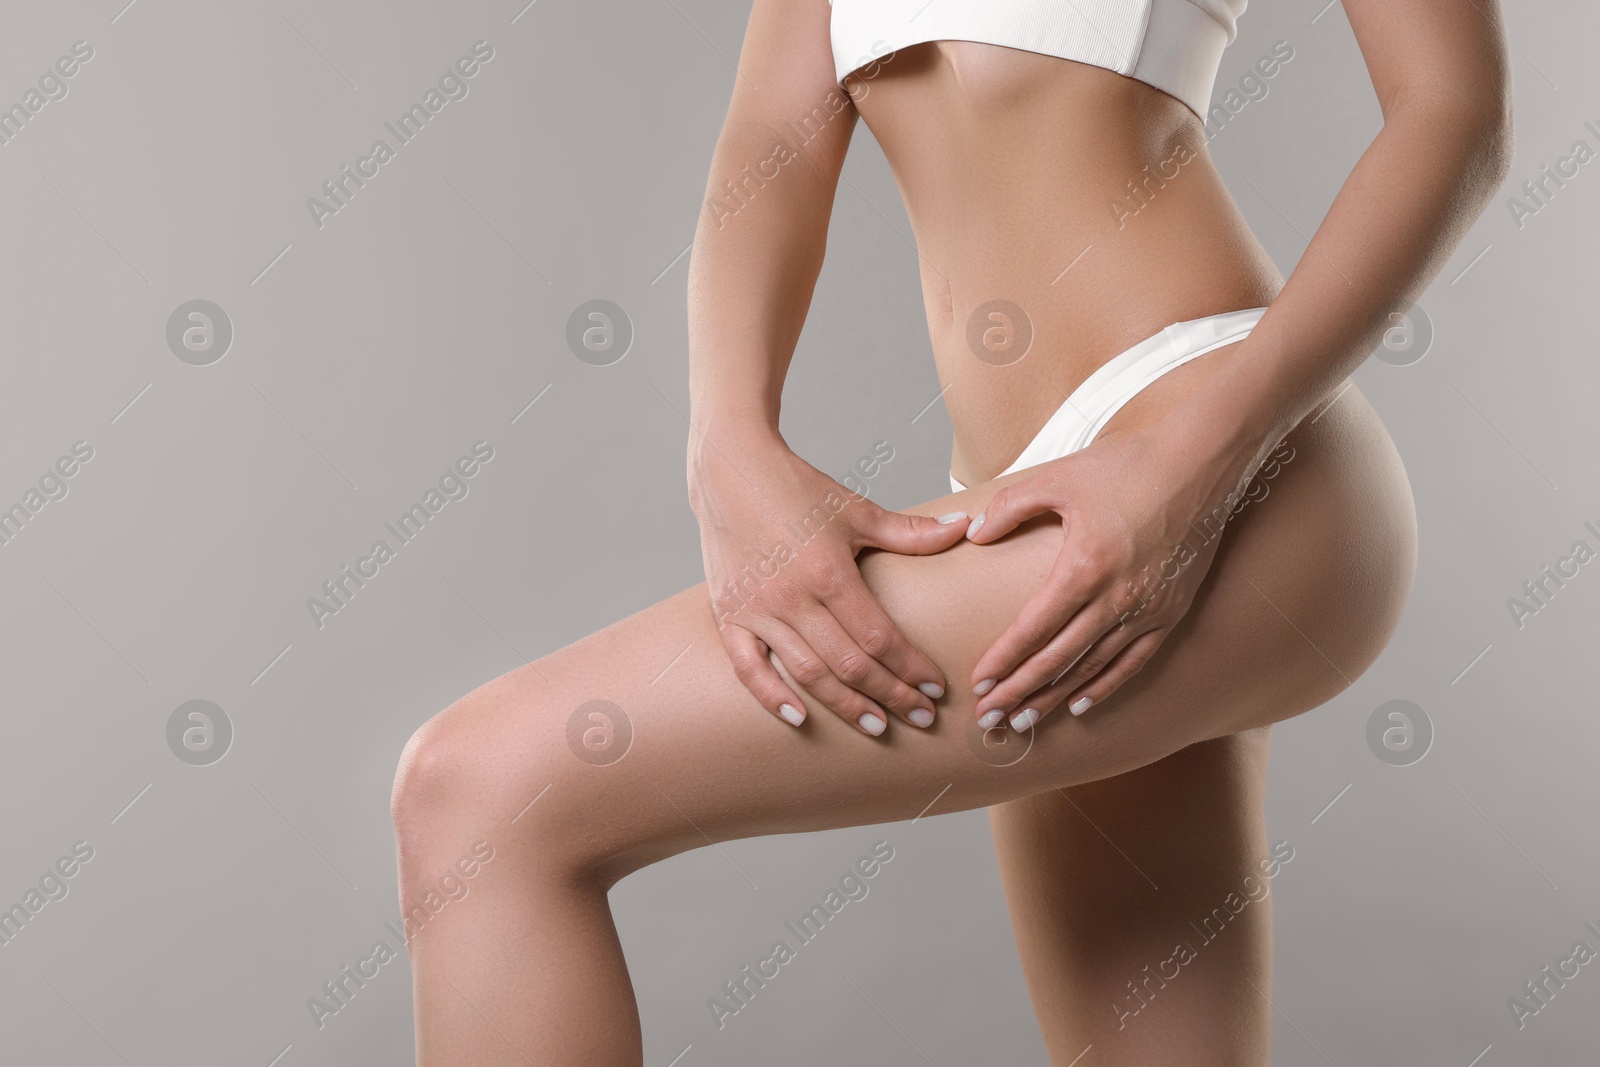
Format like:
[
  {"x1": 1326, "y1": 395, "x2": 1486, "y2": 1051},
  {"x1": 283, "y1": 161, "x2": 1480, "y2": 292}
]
[{"x1": 845, "y1": 41, "x2": 1285, "y2": 486}]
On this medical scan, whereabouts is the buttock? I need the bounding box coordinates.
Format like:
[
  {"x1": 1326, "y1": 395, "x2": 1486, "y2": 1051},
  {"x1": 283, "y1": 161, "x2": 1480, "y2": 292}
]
[{"x1": 904, "y1": 376, "x2": 1419, "y2": 753}]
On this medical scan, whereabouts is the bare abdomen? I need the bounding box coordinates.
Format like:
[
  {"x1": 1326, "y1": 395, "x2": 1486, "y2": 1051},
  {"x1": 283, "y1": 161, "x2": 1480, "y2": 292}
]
[{"x1": 851, "y1": 40, "x2": 1285, "y2": 481}]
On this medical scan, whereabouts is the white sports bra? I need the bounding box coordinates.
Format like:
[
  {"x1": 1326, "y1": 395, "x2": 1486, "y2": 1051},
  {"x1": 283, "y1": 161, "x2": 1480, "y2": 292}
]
[{"x1": 830, "y1": 0, "x2": 1248, "y2": 119}]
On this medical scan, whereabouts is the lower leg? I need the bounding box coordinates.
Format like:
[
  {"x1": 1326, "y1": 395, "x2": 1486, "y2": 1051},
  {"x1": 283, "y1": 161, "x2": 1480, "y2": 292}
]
[
  {"x1": 392, "y1": 724, "x2": 643, "y2": 1065},
  {"x1": 990, "y1": 730, "x2": 1276, "y2": 1065}
]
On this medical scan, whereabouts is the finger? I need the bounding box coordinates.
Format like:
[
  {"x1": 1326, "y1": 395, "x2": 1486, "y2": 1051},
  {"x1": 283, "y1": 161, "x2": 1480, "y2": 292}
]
[
  {"x1": 799, "y1": 602, "x2": 938, "y2": 728},
  {"x1": 1043, "y1": 628, "x2": 1169, "y2": 724},
  {"x1": 998, "y1": 630, "x2": 1164, "y2": 729},
  {"x1": 965, "y1": 477, "x2": 1058, "y2": 544},
  {"x1": 974, "y1": 604, "x2": 1112, "y2": 723},
  {"x1": 1040, "y1": 614, "x2": 1158, "y2": 705},
  {"x1": 852, "y1": 501, "x2": 972, "y2": 555},
  {"x1": 760, "y1": 620, "x2": 896, "y2": 737},
  {"x1": 970, "y1": 558, "x2": 1094, "y2": 695},
  {"x1": 721, "y1": 626, "x2": 808, "y2": 728},
  {"x1": 827, "y1": 576, "x2": 949, "y2": 705}
]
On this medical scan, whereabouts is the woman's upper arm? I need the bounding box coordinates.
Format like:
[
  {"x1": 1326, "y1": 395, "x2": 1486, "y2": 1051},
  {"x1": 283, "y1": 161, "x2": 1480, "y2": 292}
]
[
  {"x1": 1339, "y1": 0, "x2": 1512, "y2": 127},
  {"x1": 714, "y1": 0, "x2": 859, "y2": 191}
]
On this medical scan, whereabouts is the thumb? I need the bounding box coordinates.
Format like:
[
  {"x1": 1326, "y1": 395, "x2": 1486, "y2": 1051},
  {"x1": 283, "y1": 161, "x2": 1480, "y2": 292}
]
[
  {"x1": 852, "y1": 501, "x2": 972, "y2": 555},
  {"x1": 967, "y1": 479, "x2": 1056, "y2": 544}
]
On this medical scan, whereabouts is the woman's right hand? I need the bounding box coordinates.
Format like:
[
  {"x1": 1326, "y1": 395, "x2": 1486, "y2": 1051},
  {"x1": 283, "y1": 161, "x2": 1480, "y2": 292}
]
[{"x1": 689, "y1": 424, "x2": 971, "y2": 735}]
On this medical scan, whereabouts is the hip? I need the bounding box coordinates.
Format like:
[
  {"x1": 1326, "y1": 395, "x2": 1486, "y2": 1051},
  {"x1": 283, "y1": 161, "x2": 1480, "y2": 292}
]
[{"x1": 920, "y1": 173, "x2": 1284, "y2": 482}]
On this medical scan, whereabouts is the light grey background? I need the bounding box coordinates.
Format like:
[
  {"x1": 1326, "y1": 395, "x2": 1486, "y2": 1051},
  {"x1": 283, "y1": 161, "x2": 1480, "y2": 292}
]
[{"x1": 0, "y1": 0, "x2": 1594, "y2": 1064}]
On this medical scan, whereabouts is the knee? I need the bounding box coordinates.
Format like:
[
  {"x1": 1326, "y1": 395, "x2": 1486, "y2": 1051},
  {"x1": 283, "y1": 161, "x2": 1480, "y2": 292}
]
[
  {"x1": 390, "y1": 714, "x2": 468, "y2": 848},
  {"x1": 389, "y1": 683, "x2": 615, "y2": 877},
  {"x1": 391, "y1": 690, "x2": 535, "y2": 832}
]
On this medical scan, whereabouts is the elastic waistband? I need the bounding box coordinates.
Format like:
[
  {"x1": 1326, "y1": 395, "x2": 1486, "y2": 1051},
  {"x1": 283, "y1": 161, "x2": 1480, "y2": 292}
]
[
  {"x1": 1131, "y1": 0, "x2": 1236, "y2": 121},
  {"x1": 949, "y1": 305, "x2": 1268, "y2": 492},
  {"x1": 832, "y1": 0, "x2": 1235, "y2": 120}
]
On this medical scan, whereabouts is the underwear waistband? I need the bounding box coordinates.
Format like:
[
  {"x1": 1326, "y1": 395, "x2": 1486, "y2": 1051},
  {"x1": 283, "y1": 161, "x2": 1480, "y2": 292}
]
[{"x1": 950, "y1": 305, "x2": 1269, "y2": 492}]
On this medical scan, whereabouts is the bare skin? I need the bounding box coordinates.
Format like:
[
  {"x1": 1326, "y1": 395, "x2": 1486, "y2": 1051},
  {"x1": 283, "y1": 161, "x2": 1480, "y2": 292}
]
[
  {"x1": 855, "y1": 40, "x2": 1283, "y2": 487},
  {"x1": 392, "y1": 387, "x2": 1412, "y2": 1064},
  {"x1": 393, "y1": 2, "x2": 1511, "y2": 1063}
]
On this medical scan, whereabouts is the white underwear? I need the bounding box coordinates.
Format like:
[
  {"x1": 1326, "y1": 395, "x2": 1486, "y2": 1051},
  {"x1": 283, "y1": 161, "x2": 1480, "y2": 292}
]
[
  {"x1": 830, "y1": 0, "x2": 1250, "y2": 122},
  {"x1": 950, "y1": 305, "x2": 1269, "y2": 492}
]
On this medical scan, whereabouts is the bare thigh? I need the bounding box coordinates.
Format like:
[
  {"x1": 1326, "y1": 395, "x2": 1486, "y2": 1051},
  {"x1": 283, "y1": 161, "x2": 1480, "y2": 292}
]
[{"x1": 395, "y1": 384, "x2": 1414, "y2": 887}]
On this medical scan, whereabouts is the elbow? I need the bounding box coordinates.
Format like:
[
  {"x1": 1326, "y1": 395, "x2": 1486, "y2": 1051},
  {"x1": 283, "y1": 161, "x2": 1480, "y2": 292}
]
[
  {"x1": 1475, "y1": 90, "x2": 1515, "y2": 186},
  {"x1": 1464, "y1": 84, "x2": 1515, "y2": 186},
  {"x1": 1392, "y1": 83, "x2": 1515, "y2": 188}
]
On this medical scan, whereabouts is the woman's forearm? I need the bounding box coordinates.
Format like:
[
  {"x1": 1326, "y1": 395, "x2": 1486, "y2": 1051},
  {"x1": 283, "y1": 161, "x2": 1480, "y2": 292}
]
[
  {"x1": 686, "y1": 120, "x2": 848, "y2": 456},
  {"x1": 1190, "y1": 89, "x2": 1514, "y2": 486}
]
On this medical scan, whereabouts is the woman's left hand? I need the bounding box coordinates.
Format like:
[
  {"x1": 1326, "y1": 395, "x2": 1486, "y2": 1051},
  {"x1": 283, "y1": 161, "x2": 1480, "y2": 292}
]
[{"x1": 963, "y1": 426, "x2": 1262, "y2": 731}]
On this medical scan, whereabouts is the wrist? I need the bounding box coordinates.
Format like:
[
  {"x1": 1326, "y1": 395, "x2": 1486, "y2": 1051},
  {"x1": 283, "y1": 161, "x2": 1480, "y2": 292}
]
[
  {"x1": 1113, "y1": 379, "x2": 1285, "y2": 522},
  {"x1": 687, "y1": 399, "x2": 782, "y2": 447},
  {"x1": 1168, "y1": 341, "x2": 1301, "y2": 482},
  {"x1": 687, "y1": 411, "x2": 791, "y2": 498}
]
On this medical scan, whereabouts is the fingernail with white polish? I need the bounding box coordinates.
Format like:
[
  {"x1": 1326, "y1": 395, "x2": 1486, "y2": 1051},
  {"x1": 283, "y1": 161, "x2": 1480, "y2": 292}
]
[
  {"x1": 937, "y1": 511, "x2": 968, "y2": 525},
  {"x1": 973, "y1": 678, "x2": 996, "y2": 696},
  {"x1": 858, "y1": 712, "x2": 887, "y2": 736},
  {"x1": 779, "y1": 703, "x2": 805, "y2": 727},
  {"x1": 978, "y1": 709, "x2": 1004, "y2": 730},
  {"x1": 1010, "y1": 707, "x2": 1040, "y2": 732},
  {"x1": 1069, "y1": 697, "x2": 1093, "y2": 716},
  {"x1": 907, "y1": 707, "x2": 935, "y2": 728},
  {"x1": 966, "y1": 513, "x2": 986, "y2": 540},
  {"x1": 918, "y1": 681, "x2": 946, "y2": 699}
]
